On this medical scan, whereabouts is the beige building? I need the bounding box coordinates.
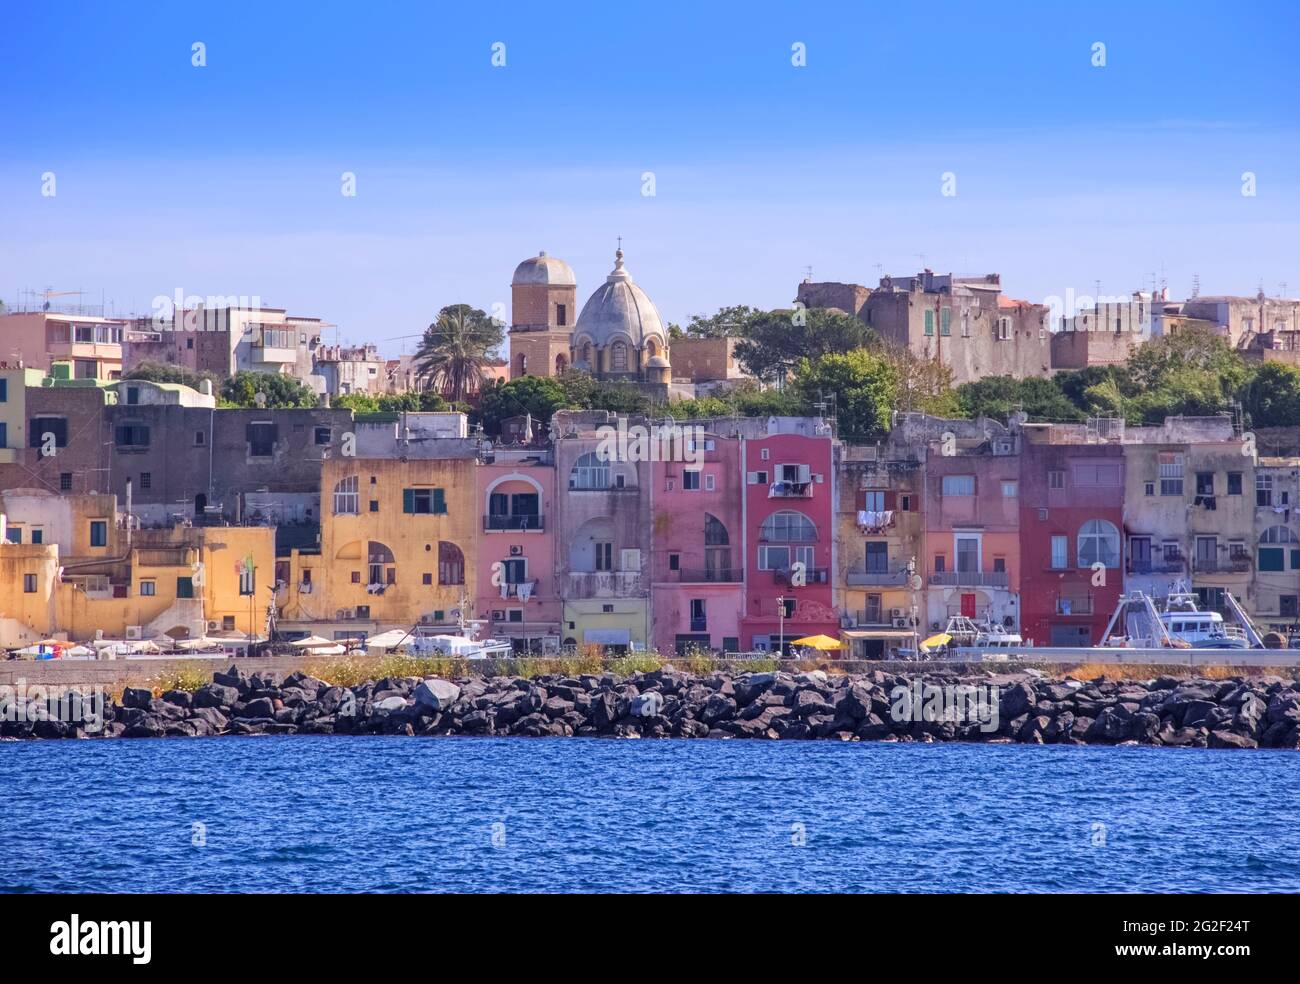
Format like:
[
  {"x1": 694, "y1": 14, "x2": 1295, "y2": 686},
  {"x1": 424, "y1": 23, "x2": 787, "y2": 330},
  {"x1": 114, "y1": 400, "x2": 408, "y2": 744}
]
[
  {"x1": 1, "y1": 312, "x2": 126, "y2": 380},
  {"x1": 1252, "y1": 457, "x2": 1300, "y2": 632}
]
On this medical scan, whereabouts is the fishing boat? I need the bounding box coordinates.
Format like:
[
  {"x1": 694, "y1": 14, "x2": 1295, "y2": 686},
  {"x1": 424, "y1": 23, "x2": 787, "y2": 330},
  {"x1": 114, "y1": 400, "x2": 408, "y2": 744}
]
[{"x1": 1099, "y1": 585, "x2": 1250, "y2": 650}]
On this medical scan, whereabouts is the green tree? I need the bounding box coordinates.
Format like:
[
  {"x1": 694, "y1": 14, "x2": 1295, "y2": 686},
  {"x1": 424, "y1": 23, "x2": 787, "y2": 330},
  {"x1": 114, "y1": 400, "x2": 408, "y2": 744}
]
[
  {"x1": 1242, "y1": 362, "x2": 1300, "y2": 427},
  {"x1": 219, "y1": 371, "x2": 317, "y2": 408},
  {"x1": 478, "y1": 376, "x2": 568, "y2": 435},
  {"x1": 879, "y1": 345, "x2": 960, "y2": 417},
  {"x1": 956, "y1": 376, "x2": 1085, "y2": 423},
  {"x1": 735, "y1": 308, "x2": 875, "y2": 381},
  {"x1": 414, "y1": 303, "x2": 504, "y2": 403},
  {"x1": 122, "y1": 361, "x2": 221, "y2": 390},
  {"x1": 682, "y1": 304, "x2": 762, "y2": 338},
  {"x1": 792, "y1": 350, "x2": 895, "y2": 442}
]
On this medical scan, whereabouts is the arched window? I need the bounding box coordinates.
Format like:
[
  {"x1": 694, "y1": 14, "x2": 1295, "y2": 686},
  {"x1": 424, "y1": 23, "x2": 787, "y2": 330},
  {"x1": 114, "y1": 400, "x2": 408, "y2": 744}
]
[
  {"x1": 611, "y1": 341, "x2": 628, "y2": 371},
  {"x1": 704, "y1": 513, "x2": 729, "y2": 545},
  {"x1": 438, "y1": 542, "x2": 464, "y2": 585},
  {"x1": 333, "y1": 475, "x2": 358, "y2": 515},
  {"x1": 645, "y1": 338, "x2": 658, "y2": 359},
  {"x1": 555, "y1": 353, "x2": 567, "y2": 374},
  {"x1": 704, "y1": 513, "x2": 731, "y2": 580},
  {"x1": 1259, "y1": 526, "x2": 1298, "y2": 572},
  {"x1": 760, "y1": 510, "x2": 817, "y2": 542},
  {"x1": 569, "y1": 451, "x2": 610, "y2": 490},
  {"x1": 581, "y1": 342, "x2": 592, "y2": 365},
  {"x1": 367, "y1": 541, "x2": 395, "y2": 587},
  {"x1": 1260, "y1": 526, "x2": 1297, "y2": 544},
  {"x1": 514, "y1": 353, "x2": 527, "y2": 376},
  {"x1": 1078, "y1": 519, "x2": 1120, "y2": 568}
]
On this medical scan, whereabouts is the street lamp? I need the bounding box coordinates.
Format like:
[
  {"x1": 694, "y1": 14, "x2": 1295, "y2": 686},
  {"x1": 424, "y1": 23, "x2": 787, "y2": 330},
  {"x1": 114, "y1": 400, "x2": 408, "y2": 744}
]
[{"x1": 776, "y1": 593, "x2": 786, "y2": 658}]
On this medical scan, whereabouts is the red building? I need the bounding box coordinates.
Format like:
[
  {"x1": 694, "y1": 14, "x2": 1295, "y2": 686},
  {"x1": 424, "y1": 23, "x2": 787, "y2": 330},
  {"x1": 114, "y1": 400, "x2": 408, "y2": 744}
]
[
  {"x1": 1018, "y1": 424, "x2": 1125, "y2": 646},
  {"x1": 740, "y1": 430, "x2": 838, "y2": 653}
]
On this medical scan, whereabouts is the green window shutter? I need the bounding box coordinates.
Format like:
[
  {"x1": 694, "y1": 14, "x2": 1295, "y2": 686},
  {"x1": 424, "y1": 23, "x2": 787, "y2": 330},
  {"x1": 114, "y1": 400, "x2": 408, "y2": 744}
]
[
  {"x1": 1260, "y1": 548, "x2": 1284, "y2": 572},
  {"x1": 433, "y1": 488, "x2": 446, "y2": 514},
  {"x1": 940, "y1": 308, "x2": 951, "y2": 336},
  {"x1": 403, "y1": 489, "x2": 415, "y2": 514},
  {"x1": 1291, "y1": 549, "x2": 1300, "y2": 570},
  {"x1": 924, "y1": 310, "x2": 934, "y2": 335}
]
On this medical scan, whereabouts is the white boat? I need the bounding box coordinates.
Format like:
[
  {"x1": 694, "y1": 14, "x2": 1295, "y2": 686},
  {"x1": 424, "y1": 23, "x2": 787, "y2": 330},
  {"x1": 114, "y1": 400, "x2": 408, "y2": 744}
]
[{"x1": 1099, "y1": 586, "x2": 1250, "y2": 650}]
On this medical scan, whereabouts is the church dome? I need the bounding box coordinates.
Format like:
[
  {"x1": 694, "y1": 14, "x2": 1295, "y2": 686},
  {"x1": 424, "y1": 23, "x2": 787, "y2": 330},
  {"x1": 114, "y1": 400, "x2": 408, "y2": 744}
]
[
  {"x1": 573, "y1": 248, "x2": 665, "y2": 349},
  {"x1": 512, "y1": 251, "x2": 576, "y2": 286}
]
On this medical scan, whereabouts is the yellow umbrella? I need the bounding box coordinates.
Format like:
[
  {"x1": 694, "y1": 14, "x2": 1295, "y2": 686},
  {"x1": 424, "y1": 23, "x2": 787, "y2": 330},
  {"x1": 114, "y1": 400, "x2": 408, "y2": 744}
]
[
  {"x1": 920, "y1": 632, "x2": 952, "y2": 650},
  {"x1": 790, "y1": 634, "x2": 844, "y2": 651}
]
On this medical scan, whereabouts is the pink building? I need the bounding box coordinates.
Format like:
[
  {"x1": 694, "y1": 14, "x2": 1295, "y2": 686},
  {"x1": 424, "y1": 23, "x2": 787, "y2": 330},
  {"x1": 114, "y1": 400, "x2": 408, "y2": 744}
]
[
  {"x1": 740, "y1": 431, "x2": 838, "y2": 653},
  {"x1": 474, "y1": 448, "x2": 561, "y2": 651},
  {"x1": 650, "y1": 430, "x2": 744, "y2": 655}
]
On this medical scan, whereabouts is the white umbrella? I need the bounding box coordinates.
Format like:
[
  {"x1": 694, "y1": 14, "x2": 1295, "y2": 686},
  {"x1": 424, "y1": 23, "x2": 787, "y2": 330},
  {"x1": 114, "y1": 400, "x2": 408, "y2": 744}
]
[{"x1": 291, "y1": 634, "x2": 336, "y2": 648}]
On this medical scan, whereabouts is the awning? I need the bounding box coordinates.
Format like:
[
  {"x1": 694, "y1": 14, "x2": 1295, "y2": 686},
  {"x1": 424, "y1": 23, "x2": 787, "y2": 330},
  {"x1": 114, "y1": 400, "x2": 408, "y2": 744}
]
[
  {"x1": 842, "y1": 629, "x2": 914, "y2": 640},
  {"x1": 584, "y1": 628, "x2": 631, "y2": 645},
  {"x1": 921, "y1": 632, "x2": 953, "y2": 649}
]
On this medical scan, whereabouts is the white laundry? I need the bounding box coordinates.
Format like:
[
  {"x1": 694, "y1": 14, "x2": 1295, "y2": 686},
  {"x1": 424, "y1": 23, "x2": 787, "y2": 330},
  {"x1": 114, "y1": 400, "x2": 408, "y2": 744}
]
[{"x1": 517, "y1": 580, "x2": 533, "y2": 603}]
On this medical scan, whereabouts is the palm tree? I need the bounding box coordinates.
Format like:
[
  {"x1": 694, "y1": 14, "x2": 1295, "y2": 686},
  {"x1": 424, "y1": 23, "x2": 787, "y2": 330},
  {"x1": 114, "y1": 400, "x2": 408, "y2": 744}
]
[{"x1": 413, "y1": 304, "x2": 503, "y2": 403}]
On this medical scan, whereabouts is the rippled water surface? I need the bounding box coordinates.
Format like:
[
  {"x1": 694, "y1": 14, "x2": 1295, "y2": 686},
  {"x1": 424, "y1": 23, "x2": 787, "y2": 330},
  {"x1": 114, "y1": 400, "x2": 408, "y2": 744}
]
[{"x1": 2, "y1": 736, "x2": 1297, "y2": 892}]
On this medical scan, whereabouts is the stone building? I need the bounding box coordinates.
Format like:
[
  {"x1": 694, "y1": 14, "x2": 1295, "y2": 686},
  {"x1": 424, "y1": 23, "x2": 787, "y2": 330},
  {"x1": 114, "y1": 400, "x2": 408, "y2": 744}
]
[
  {"x1": 1182, "y1": 292, "x2": 1300, "y2": 354},
  {"x1": 571, "y1": 248, "x2": 671, "y2": 398},
  {"x1": 507, "y1": 251, "x2": 578, "y2": 380},
  {"x1": 1251, "y1": 456, "x2": 1300, "y2": 634}
]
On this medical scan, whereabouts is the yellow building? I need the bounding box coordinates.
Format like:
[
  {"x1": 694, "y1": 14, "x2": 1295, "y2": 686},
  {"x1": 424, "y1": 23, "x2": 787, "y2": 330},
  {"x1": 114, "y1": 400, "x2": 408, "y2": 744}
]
[
  {"x1": 0, "y1": 491, "x2": 274, "y2": 645},
  {"x1": 0, "y1": 363, "x2": 48, "y2": 465},
  {"x1": 279, "y1": 454, "x2": 478, "y2": 637}
]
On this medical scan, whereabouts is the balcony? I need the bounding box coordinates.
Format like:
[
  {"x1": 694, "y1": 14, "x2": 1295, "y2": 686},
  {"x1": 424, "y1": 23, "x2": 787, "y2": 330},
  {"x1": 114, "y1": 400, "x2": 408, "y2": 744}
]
[
  {"x1": 845, "y1": 570, "x2": 908, "y2": 587},
  {"x1": 567, "y1": 571, "x2": 643, "y2": 599},
  {"x1": 670, "y1": 568, "x2": 743, "y2": 583},
  {"x1": 768, "y1": 481, "x2": 813, "y2": 499},
  {"x1": 1193, "y1": 556, "x2": 1252, "y2": 574},
  {"x1": 1054, "y1": 597, "x2": 1094, "y2": 615},
  {"x1": 1127, "y1": 557, "x2": 1184, "y2": 575},
  {"x1": 689, "y1": 618, "x2": 707, "y2": 633},
  {"x1": 929, "y1": 571, "x2": 1010, "y2": 588},
  {"x1": 483, "y1": 513, "x2": 544, "y2": 532},
  {"x1": 772, "y1": 567, "x2": 829, "y2": 586},
  {"x1": 496, "y1": 579, "x2": 540, "y2": 599}
]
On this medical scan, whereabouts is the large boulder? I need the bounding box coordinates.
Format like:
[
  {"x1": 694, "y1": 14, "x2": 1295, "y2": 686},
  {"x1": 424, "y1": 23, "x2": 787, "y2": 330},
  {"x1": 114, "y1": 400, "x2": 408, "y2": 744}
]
[
  {"x1": 192, "y1": 683, "x2": 240, "y2": 709},
  {"x1": 413, "y1": 679, "x2": 461, "y2": 712},
  {"x1": 629, "y1": 692, "x2": 664, "y2": 718},
  {"x1": 121, "y1": 687, "x2": 153, "y2": 710}
]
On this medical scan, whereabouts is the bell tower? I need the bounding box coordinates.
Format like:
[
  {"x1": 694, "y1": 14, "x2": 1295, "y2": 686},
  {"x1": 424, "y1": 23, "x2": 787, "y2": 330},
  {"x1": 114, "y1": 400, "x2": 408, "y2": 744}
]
[{"x1": 508, "y1": 250, "x2": 577, "y2": 378}]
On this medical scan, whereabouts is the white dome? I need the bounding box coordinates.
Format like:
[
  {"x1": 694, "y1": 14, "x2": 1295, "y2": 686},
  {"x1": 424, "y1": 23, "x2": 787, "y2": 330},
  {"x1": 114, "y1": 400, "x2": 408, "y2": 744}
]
[
  {"x1": 512, "y1": 251, "x2": 576, "y2": 286},
  {"x1": 573, "y1": 248, "x2": 665, "y2": 350}
]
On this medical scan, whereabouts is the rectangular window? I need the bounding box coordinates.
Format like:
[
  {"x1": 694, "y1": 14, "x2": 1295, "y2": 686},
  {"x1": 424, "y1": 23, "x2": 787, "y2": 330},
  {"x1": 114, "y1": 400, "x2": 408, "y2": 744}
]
[
  {"x1": 993, "y1": 557, "x2": 1006, "y2": 573},
  {"x1": 1050, "y1": 535, "x2": 1068, "y2": 570},
  {"x1": 1259, "y1": 548, "x2": 1284, "y2": 572},
  {"x1": 60, "y1": 473, "x2": 72, "y2": 491},
  {"x1": 1159, "y1": 452, "x2": 1184, "y2": 496},
  {"x1": 314, "y1": 427, "x2": 331, "y2": 445},
  {"x1": 23, "y1": 573, "x2": 36, "y2": 593},
  {"x1": 30, "y1": 529, "x2": 42, "y2": 544},
  {"x1": 194, "y1": 430, "x2": 206, "y2": 446},
  {"x1": 683, "y1": 470, "x2": 701, "y2": 491},
  {"x1": 222, "y1": 616, "x2": 236, "y2": 631},
  {"x1": 29, "y1": 417, "x2": 68, "y2": 449},
  {"x1": 1257, "y1": 473, "x2": 1274, "y2": 507},
  {"x1": 0, "y1": 422, "x2": 6, "y2": 449},
  {"x1": 422, "y1": 572, "x2": 433, "y2": 585},
  {"x1": 1001, "y1": 481, "x2": 1018, "y2": 498},
  {"x1": 864, "y1": 541, "x2": 888, "y2": 573},
  {"x1": 1227, "y1": 472, "x2": 1243, "y2": 495},
  {"x1": 403, "y1": 488, "x2": 447, "y2": 514},
  {"x1": 140, "y1": 472, "x2": 151, "y2": 490},
  {"x1": 594, "y1": 542, "x2": 613, "y2": 571},
  {"x1": 669, "y1": 553, "x2": 680, "y2": 570},
  {"x1": 247, "y1": 422, "x2": 277, "y2": 457},
  {"x1": 140, "y1": 580, "x2": 156, "y2": 596},
  {"x1": 1048, "y1": 469, "x2": 1065, "y2": 490},
  {"x1": 89, "y1": 521, "x2": 107, "y2": 547},
  {"x1": 126, "y1": 386, "x2": 140, "y2": 405},
  {"x1": 704, "y1": 473, "x2": 715, "y2": 492},
  {"x1": 114, "y1": 424, "x2": 150, "y2": 448},
  {"x1": 556, "y1": 303, "x2": 567, "y2": 327},
  {"x1": 0, "y1": 378, "x2": 6, "y2": 402},
  {"x1": 924, "y1": 310, "x2": 934, "y2": 336},
  {"x1": 176, "y1": 576, "x2": 194, "y2": 598},
  {"x1": 940, "y1": 308, "x2": 951, "y2": 336},
  {"x1": 941, "y1": 475, "x2": 975, "y2": 496},
  {"x1": 933, "y1": 554, "x2": 946, "y2": 573},
  {"x1": 1196, "y1": 472, "x2": 1214, "y2": 496},
  {"x1": 860, "y1": 490, "x2": 885, "y2": 511},
  {"x1": 5, "y1": 528, "x2": 20, "y2": 544}
]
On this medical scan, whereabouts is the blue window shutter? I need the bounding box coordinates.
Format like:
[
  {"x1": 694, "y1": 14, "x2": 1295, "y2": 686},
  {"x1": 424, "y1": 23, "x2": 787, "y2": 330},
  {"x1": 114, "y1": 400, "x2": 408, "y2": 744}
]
[
  {"x1": 433, "y1": 488, "x2": 446, "y2": 514},
  {"x1": 403, "y1": 489, "x2": 415, "y2": 514}
]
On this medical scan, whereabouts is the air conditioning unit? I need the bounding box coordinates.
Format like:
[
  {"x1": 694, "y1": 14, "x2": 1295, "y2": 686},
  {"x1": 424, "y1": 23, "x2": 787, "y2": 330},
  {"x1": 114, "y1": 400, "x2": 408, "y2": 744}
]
[
  {"x1": 509, "y1": 545, "x2": 523, "y2": 557},
  {"x1": 893, "y1": 617, "x2": 910, "y2": 628},
  {"x1": 492, "y1": 610, "x2": 506, "y2": 621},
  {"x1": 890, "y1": 608, "x2": 905, "y2": 619},
  {"x1": 342, "y1": 609, "x2": 355, "y2": 620},
  {"x1": 993, "y1": 439, "x2": 1014, "y2": 455},
  {"x1": 207, "y1": 621, "x2": 219, "y2": 632},
  {"x1": 125, "y1": 625, "x2": 143, "y2": 640}
]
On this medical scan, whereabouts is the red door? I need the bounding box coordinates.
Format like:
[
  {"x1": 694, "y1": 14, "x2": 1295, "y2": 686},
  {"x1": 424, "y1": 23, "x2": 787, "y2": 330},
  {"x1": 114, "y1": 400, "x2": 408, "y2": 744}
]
[{"x1": 960, "y1": 593, "x2": 976, "y2": 618}]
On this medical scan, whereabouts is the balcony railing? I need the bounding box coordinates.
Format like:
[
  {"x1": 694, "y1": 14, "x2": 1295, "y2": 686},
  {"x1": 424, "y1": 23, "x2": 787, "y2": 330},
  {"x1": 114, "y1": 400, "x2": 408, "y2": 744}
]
[
  {"x1": 845, "y1": 570, "x2": 908, "y2": 586},
  {"x1": 1193, "y1": 556, "x2": 1252, "y2": 573},
  {"x1": 929, "y1": 571, "x2": 1009, "y2": 588},
  {"x1": 772, "y1": 567, "x2": 829, "y2": 585},
  {"x1": 496, "y1": 579, "x2": 540, "y2": 599},
  {"x1": 671, "y1": 568, "x2": 743, "y2": 583},
  {"x1": 1054, "y1": 597, "x2": 1094, "y2": 615},
  {"x1": 483, "y1": 513, "x2": 544, "y2": 531},
  {"x1": 689, "y1": 618, "x2": 707, "y2": 632},
  {"x1": 1127, "y1": 558, "x2": 1185, "y2": 574},
  {"x1": 768, "y1": 481, "x2": 813, "y2": 499}
]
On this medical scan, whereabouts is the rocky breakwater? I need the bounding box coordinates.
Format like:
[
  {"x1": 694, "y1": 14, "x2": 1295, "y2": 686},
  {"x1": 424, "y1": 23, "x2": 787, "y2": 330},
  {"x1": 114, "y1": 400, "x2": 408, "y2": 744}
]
[{"x1": 3, "y1": 665, "x2": 1300, "y2": 749}]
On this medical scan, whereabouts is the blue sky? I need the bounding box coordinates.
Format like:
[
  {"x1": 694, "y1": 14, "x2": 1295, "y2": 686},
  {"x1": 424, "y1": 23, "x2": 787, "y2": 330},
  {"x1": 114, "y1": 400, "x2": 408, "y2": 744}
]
[{"x1": 2, "y1": 0, "x2": 1297, "y2": 349}]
